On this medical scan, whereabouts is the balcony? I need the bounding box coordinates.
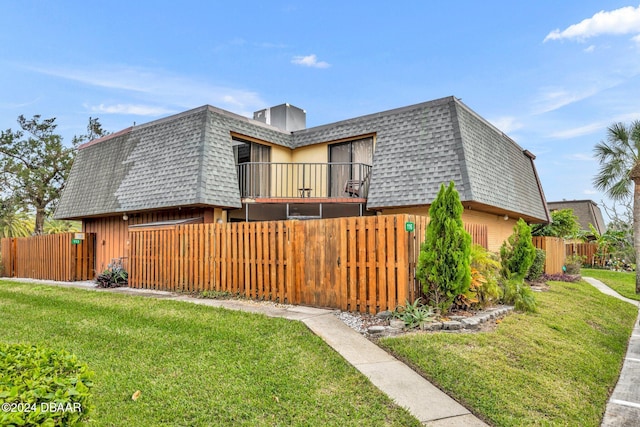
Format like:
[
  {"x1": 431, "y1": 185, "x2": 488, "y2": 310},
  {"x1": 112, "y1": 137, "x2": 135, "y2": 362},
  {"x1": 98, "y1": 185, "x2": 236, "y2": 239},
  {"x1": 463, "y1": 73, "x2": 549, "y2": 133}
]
[{"x1": 236, "y1": 162, "x2": 372, "y2": 201}]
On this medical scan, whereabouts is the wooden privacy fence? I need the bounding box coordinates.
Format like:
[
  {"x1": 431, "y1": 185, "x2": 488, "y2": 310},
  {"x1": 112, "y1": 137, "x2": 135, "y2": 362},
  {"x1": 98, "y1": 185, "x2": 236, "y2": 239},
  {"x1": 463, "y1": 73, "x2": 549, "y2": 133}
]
[
  {"x1": 566, "y1": 242, "x2": 603, "y2": 266},
  {"x1": 0, "y1": 233, "x2": 96, "y2": 281},
  {"x1": 129, "y1": 214, "x2": 488, "y2": 313},
  {"x1": 532, "y1": 236, "x2": 565, "y2": 274}
]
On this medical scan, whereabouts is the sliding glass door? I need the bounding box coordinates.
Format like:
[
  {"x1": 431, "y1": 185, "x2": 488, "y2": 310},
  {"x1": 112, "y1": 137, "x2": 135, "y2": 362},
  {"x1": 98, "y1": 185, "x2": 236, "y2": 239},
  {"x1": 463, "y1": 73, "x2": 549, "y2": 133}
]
[
  {"x1": 233, "y1": 138, "x2": 271, "y2": 197},
  {"x1": 329, "y1": 137, "x2": 373, "y2": 197}
]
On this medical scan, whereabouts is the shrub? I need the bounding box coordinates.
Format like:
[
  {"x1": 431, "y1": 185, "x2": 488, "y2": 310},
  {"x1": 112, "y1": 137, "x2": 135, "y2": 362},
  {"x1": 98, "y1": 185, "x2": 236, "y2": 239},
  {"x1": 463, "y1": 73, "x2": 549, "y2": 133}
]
[
  {"x1": 416, "y1": 182, "x2": 471, "y2": 312},
  {"x1": 392, "y1": 298, "x2": 434, "y2": 329},
  {"x1": 466, "y1": 245, "x2": 502, "y2": 309},
  {"x1": 526, "y1": 249, "x2": 546, "y2": 282},
  {"x1": 500, "y1": 218, "x2": 536, "y2": 280},
  {"x1": 499, "y1": 219, "x2": 537, "y2": 312},
  {"x1": 0, "y1": 343, "x2": 93, "y2": 426},
  {"x1": 564, "y1": 254, "x2": 585, "y2": 275},
  {"x1": 501, "y1": 278, "x2": 537, "y2": 313},
  {"x1": 95, "y1": 258, "x2": 128, "y2": 288}
]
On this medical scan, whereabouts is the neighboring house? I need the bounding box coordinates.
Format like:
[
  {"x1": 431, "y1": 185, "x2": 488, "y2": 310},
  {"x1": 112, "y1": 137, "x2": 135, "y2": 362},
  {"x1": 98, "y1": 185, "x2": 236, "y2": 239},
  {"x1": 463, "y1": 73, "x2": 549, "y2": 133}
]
[
  {"x1": 547, "y1": 200, "x2": 606, "y2": 238},
  {"x1": 55, "y1": 96, "x2": 550, "y2": 271}
]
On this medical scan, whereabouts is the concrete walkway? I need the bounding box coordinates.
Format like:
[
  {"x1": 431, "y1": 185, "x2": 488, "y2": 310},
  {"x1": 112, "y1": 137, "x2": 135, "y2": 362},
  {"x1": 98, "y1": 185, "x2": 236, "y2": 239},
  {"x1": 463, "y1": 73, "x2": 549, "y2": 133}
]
[
  {"x1": 1, "y1": 278, "x2": 486, "y2": 426},
  {"x1": 583, "y1": 277, "x2": 640, "y2": 427}
]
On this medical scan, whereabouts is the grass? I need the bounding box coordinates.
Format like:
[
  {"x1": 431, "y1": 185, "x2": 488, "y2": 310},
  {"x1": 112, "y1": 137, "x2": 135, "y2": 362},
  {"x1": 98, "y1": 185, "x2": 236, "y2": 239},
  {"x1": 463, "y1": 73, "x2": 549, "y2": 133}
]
[
  {"x1": 379, "y1": 280, "x2": 637, "y2": 426},
  {"x1": 582, "y1": 268, "x2": 640, "y2": 301},
  {"x1": 0, "y1": 281, "x2": 419, "y2": 426}
]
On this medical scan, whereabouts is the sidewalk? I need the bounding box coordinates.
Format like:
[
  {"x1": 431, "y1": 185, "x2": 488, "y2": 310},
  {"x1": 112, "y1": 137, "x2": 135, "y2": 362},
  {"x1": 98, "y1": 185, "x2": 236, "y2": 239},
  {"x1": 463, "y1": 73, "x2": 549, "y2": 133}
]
[
  {"x1": 582, "y1": 277, "x2": 640, "y2": 427},
  {"x1": 1, "y1": 278, "x2": 486, "y2": 426}
]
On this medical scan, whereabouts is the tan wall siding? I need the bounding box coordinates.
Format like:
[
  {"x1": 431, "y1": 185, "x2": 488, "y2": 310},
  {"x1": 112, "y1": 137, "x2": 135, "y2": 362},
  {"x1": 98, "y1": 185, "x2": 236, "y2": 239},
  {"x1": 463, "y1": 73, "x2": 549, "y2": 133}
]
[
  {"x1": 291, "y1": 143, "x2": 328, "y2": 163},
  {"x1": 379, "y1": 206, "x2": 517, "y2": 252},
  {"x1": 83, "y1": 207, "x2": 223, "y2": 272},
  {"x1": 270, "y1": 145, "x2": 292, "y2": 163}
]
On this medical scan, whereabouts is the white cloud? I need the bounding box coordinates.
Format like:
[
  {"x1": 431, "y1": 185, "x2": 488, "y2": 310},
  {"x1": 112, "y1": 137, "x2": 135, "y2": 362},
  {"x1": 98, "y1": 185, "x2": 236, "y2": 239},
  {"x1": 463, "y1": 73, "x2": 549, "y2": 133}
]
[
  {"x1": 532, "y1": 87, "x2": 600, "y2": 114},
  {"x1": 548, "y1": 112, "x2": 640, "y2": 139},
  {"x1": 88, "y1": 103, "x2": 175, "y2": 116},
  {"x1": 489, "y1": 116, "x2": 523, "y2": 133},
  {"x1": 584, "y1": 45, "x2": 596, "y2": 53},
  {"x1": 0, "y1": 97, "x2": 41, "y2": 109},
  {"x1": 25, "y1": 64, "x2": 267, "y2": 115},
  {"x1": 565, "y1": 153, "x2": 595, "y2": 161},
  {"x1": 549, "y1": 122, "x2": 604, "y2": 139},
  {"x1": 634, "y1": 34, "x2": 640, "y2": 44},
  {"x1": 291, "y1": 54, "x2": 330, "y2": 68},
  {"x1": 544, "y1": 5, "x2": 640, "y2": 42},
  {"x1": 583, "y1": 189, "x2": 598, "y2": 195}
]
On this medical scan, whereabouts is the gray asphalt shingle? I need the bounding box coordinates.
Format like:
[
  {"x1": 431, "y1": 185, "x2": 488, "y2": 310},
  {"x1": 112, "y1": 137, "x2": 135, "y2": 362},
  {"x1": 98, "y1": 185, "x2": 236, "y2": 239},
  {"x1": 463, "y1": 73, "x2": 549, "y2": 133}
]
[{"x1": 55, "y1": 96, "x2": 548, "y2": 223}]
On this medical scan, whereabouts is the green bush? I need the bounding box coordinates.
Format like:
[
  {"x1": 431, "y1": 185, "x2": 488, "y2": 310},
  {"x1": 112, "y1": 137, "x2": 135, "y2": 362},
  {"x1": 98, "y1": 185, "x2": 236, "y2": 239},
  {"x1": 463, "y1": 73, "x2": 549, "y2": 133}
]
[
  {"x1": 500, "y1": 218, "x2": 536, "y2": 280},
  {"x1": 392, "y1": 298, "x2": 434, "y2": 329},
  {"x1": 0, "y1": 343, "x2": 93, "y2": 426},
  {"x1": 416, "y1": 182, "x2": 471, "y2": 313},
  {"x1": 501, "y1": 279, "x2": 537, "y2": 313},
  {"x1": 565, "y1": 254, "x2": 585, "y2": 275},
  {"x1": 95, "y1": 258, "x2": 128, "y2": 288},
  {"x1": 468, "y1": 245, "x2": 502, "y2": 308},
  {"x1": 500, "y1": 219, "x2": 537, "y2": 312},
  {"x1": 526, "y1": 249, "x2": 546, "y2": 281}
]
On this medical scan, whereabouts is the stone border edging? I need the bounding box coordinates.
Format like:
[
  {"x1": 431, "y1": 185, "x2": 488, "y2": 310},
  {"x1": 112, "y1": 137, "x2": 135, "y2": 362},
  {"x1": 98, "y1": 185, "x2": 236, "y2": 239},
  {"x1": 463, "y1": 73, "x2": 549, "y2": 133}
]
[{"x1": 369, "y1": 305, "x2": 515, "y2": 335}]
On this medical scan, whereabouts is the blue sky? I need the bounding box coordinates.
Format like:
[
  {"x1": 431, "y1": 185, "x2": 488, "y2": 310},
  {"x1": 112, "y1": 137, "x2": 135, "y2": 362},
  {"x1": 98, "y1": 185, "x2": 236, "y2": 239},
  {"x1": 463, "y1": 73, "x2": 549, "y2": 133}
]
[{"x1": 2, "y1": 1, "x2": 640, "y2": 220}]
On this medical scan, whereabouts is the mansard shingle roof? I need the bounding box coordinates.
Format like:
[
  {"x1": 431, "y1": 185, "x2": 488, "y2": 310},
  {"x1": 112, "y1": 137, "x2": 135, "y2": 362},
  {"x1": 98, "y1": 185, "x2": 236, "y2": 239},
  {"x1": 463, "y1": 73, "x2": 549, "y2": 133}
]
[{"x1": 55, "y1": 96, "x2": 549, "y2": 223}]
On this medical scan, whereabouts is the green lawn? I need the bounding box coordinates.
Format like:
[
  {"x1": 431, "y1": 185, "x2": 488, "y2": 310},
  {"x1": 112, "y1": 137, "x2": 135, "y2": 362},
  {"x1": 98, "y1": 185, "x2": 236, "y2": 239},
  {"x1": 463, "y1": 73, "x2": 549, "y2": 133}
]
[
  {"x1": 0, "y1": 281, "x2": 419, "y2": 426},
  {"x1": 582, "y1": 268, "x2": 640, "y2": 301},
  {"x1": 379, "y1": 280, "x2": 637, "y2": 426}
]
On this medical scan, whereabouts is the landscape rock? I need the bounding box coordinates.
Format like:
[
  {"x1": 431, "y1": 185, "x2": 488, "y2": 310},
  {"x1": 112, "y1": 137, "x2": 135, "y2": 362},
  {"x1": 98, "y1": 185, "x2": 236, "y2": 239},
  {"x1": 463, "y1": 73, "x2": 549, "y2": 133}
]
[
  {"x1": 461, "y1": 318, "x2": 480, "y2": 329},
  {"x1": 422, "y1": 322, "x2": 443, "y2": 331},
  {"x1": 376, "y1": 310, "x2": 393, "y2": 320},
  {"x1": 442, "y1": 321, "x2": 462, "y2": 331},
  {"x1": 368, "y1": 325, "x2": 386, "y2": 334},
  {"x1": 389, "y1": 319, "x2": 405, "y2": 329}
]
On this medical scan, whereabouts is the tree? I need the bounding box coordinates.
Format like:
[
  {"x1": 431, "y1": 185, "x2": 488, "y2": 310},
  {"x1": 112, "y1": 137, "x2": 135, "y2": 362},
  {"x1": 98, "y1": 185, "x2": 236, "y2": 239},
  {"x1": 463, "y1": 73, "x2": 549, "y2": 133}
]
[
  {"x1": 0, "y1": 116, "x2": 108, "y2": 235},
  {"x1": 72, "y1": 117, "x2": 110, "y2": 146},
  {"x1": 0, "y1": 116, "x2": 75, "y2": 235},
  {"x1": 0, "y1": 197, "x2": 32, "y2": 238},
  {"x1": 593, "y1": 120, "x2": 640, "y2": 293},
  {"x1": 500, "y1": 218, "x2": 537, "y2": 312},
  {"x1": 500, "y1": 218, "x2": 536, "y2": 280},
  {"x1": 416, "y1": 182, "x2": 471, "y2": 312},
  {"x1": 43, "y1": 219, "x2": 81, "y2": 234},
  {"x1": 530, "y1": 209, "x2": 581, "y2": 239}
]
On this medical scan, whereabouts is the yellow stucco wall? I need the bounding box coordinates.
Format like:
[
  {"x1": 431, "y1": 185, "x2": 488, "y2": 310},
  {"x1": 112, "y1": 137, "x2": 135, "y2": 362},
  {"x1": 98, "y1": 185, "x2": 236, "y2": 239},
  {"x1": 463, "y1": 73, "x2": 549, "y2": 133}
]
[
  {"x1": 291, "y1": 144, "x2": 330, "y2": 196},
  {"x1": 291, "y1": 143, "x2": 328, "y2": 163},
  {"x1": 270, "y1": 145, "x2": 292, "y2": 163},
  {"x1": 269, "y1": 145, "x2": 294, "y2": 196},
  {"x1": 379, "y1": 206, "x2": 518, "y2": 252}
]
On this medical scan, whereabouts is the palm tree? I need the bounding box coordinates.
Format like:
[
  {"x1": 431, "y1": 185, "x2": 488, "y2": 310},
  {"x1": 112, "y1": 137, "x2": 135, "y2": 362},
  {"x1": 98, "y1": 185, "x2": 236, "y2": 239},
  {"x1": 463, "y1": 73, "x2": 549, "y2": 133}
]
[
  {"x1": 0, "y1": 198, "x2": 32, "y2": 238},
  {"x1": 43, "y1": 218, "x2": 81, "y2": 234},
  {"x1": 593, "y1": 120, "x2": 640, "y2": 293}
]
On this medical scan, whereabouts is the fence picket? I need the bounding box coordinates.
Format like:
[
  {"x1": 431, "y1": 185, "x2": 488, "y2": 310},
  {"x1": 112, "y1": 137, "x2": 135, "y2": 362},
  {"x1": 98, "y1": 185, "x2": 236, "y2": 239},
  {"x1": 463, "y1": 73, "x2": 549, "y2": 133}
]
[{"x1": 0, "y1": 233, "x2": 95, "y2": 281}]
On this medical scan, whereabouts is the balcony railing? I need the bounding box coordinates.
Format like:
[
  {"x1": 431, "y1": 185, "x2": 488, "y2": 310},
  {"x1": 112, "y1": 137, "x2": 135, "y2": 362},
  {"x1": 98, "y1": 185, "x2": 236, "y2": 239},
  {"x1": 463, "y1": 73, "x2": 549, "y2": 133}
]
[{"x1": 237, "y1": 162, "x2": 372, "y2": 199}]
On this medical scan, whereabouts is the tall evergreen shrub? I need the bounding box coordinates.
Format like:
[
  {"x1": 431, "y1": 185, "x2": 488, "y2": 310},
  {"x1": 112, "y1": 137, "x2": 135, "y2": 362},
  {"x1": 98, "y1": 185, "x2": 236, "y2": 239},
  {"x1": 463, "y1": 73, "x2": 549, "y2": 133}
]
[
  {"x1": 500, "y1": 218, "x2": 538, "y2": 312},
  {"x1": 416, "y1": 182, "x2": 471, "y2": 312},
  {"x1": 500, "y1": 218, "x2": 536, "y2": 280}
]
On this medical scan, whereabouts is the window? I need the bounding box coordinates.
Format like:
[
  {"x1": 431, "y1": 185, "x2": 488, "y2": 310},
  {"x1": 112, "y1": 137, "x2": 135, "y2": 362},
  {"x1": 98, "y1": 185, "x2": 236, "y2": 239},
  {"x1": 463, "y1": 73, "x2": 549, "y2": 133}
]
[{"x1": 329, "y1": 137, "x2": 373, "y2": 197}]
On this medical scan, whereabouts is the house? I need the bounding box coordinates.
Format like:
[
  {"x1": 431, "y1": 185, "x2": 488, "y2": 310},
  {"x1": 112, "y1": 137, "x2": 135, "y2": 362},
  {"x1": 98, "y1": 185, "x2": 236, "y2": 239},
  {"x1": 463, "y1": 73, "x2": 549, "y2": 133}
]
[
  {"x1": 546, "y1": 200, "x2": 606, "y2": 238},
  {"x1": 55, "y1": 96, "x2": 550, "y2": 271}
]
